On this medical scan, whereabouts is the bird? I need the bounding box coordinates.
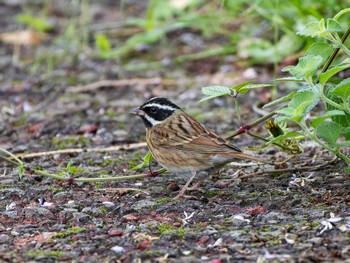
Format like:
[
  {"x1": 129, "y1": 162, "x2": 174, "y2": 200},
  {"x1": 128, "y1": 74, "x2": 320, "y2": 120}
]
[{"x1": 130, "y1": 97, "x2": 266, "y2": 199}]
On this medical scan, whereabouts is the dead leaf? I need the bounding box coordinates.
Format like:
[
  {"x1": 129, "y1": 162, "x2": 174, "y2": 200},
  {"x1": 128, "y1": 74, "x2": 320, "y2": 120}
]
[{"x1": 0, "y1": 30, "x2": 44, "y2": 45}]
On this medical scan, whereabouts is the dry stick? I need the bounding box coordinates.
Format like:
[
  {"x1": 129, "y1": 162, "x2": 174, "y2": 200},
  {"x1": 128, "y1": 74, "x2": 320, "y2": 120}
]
[
  {"x1": 16, "y1": 142, "x2": 147, "y2": 159},
  {"x1": 31, "y1": 168, "x2": 167, "y2": 183},
  {"x1": 66, "y1": 78, "x2": 178, "y2": 93},
  {"x1": 239, "y1": 156, "x2": 338, "y2": 179}
]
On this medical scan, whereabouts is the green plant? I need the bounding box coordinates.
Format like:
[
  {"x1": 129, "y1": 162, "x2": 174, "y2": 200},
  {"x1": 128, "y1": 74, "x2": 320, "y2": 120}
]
[
  {"x1": 200, "y1": 9, "x2": 350, "y2": 163},
  {"x1": 15, "y1": 13, "x2": 53, "y2": 33}
]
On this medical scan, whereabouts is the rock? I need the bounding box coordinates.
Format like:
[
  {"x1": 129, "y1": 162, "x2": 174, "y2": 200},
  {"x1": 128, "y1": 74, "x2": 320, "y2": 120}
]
[
  {"x1": 23, "y1": 206, "x2": 52, "y2": 218},
  {"x1": 306, "y1": 237, "x2": 323, "y2": 245},
  {"x1": 111, "y1": 245, "x2": 125, "y2": 255},
  {"x1": 0, "y1": 234, "x2": 11, "y2": 244},
  {"x1": 53, "y1": 191, "x2": 72, "y2": 200},
  {"x1": 72, "y1": 212, "x2": 91, "y2": 223},
  {"x1": 0, "y1": 188, "x2": 25, "y2": 197},
  {"x1": 81, "y1": 207, "x2": 103, "y2": 216},
  {"x1": 131, "y1": 200, "x2": 157, "y2": 210}
]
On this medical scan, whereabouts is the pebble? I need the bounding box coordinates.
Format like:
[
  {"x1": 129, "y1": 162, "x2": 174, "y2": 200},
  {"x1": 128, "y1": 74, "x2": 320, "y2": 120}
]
[
  {"x1": 23, "y1": 206, "x2": 52, "y2": 218},
  {"x1": 306, "y1": 237, "x2": 323, "y2": 245},
  {"x1": 131, "y1": 200, "x2": 157, "y2": 210},
  {"x1": 111, "y1": 245, "x2": 125, "y2": 254}
]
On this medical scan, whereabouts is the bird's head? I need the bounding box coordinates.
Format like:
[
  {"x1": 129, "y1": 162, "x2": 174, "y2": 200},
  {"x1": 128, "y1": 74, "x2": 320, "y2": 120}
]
[{"x1": 130, "y1": 97, "x2": 181, "y2": 128}]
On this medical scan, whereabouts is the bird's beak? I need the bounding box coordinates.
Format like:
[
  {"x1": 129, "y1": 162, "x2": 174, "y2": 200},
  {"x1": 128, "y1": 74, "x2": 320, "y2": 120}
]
[{"x1": 129, "y1": 107, "x2": 144, "y2": 116}]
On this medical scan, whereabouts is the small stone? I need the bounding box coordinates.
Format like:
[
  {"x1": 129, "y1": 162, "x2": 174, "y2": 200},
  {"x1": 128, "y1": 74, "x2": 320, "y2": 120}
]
[
  {"x1": 306, "y1": 237, "x2": 323, "y2": 245},
  {"x1": 72, "y1": 212, "x2": 91, "y2": 223},
  {"x1": 81, "y1": 207, "x2": 103, "y2": 216},
  {"x1": 122, "y1": 213, "x2": 139, "y2": 222},
  {"x1": 167, "y1": 183, "x2": 180, "y2": 191},
  {"x1": 23, "y1": 206, "x2": 52, "y2": 218},
  {"x1": 111, "y1": 245, "x2": 125, "y2": 254},
  {"x1": 0, "y1": 234, "x2": 11, "y2": 244},
  {"x1": 108, "y1": 229, "x2": 123, "y2": 236},
  {"x1": 131, "y1": 200, "x2": 157, "y2": 210}
]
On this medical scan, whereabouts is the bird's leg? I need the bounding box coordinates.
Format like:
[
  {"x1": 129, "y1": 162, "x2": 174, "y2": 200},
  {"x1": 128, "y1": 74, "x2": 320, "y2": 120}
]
[
  {"x1": 173, "y1": 171, "x2": 197, "y2": 199},
  {"x1": 187, "y1": 177, "x2": 205, "y2": 191}
]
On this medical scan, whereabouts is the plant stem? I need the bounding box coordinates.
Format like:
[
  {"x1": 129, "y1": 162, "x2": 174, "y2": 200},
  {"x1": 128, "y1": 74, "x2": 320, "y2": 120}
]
[
  {"x1": 32, "y1": 168, "x2": 167, "y2": 183},
  {"x1": 0, "y1": 148, "x2": 24, "y2": 166},
  {"x1": 299, "y1": 122, "x2": 350, "y2": 163},
  {"x1": 226, "y1": 104, "x2": 286, "y2": 140},
  {"x1": 320, "y1": 25, "x2": 350, "y2": 74},
  {"x1": 246, "y1": 132, "x2": 300, "y2": 153}
]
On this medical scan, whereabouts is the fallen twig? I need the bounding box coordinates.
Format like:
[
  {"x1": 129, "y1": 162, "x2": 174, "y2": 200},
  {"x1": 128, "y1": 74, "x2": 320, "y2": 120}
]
[
  {"x1": 66, "y1": 78, "x2": 178, "y2": 93},
  {"x1": 31, "y1": 168, "x2": 166, "y2": 183},
  {"x1": 238, "y1": 156, "x2": 339, "y2": 179},
  {"x1": 16, "y1": 142, "x2": 147, "y2": 159}
]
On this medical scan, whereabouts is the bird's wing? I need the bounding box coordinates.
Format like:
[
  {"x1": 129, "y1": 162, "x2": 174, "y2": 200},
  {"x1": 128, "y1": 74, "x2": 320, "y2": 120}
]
[{"x1": 151, "y1": 112, "x2": 241, "y2": 153}]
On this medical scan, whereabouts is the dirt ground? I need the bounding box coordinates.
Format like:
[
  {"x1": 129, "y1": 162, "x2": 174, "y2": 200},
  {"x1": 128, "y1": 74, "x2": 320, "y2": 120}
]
[{"x1": 0, "y1": 1, "x2": 349, "y2": 262}]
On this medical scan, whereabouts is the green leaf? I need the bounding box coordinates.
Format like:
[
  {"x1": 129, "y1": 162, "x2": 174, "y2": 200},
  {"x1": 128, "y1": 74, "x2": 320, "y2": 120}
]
[
  {"x1": 335, "y1": 141, "x2": 350, "y2": 147},
  {"x1": 341, "y1": 127, "x2": 350, "y2": 140},
  {"x1": 289, "y1": 91, "x2": 316, "y2": 109},
  {"x1": 95, "y1": 34, "x2": 111, "y2": 52},
  {"x1": 316, "y1": 121, "x2": 343, "y2": 145},
  {"x1": 310, "y1": 110, "x2": 345, "y2": 128},
  {"x1": 305, "y1": 42, "x2": 333, "y2": 64},
  {"x1": 199, "y1": 86, "x2": 232, "y2": 102},
  {"x1": 282, "y1": 55, "x2": 323, "y2": 79},
  {"x1": 319, "y1": 59, "x2": 350, "y2": 84},
  {"x1": 274, "y1": 77, "x2": 303, "y2": 82},
  {"x1": 326, "y1": 86, "x2": 350, "y2": 127},
  {"x1": 231, "y1": 81, "x2": 254, "y2": 92},
  {"x1": 267, "y1": 131, "x2": 305, "y2": 144},
  {"x1": 131, "y1": 152, "x2": 153, "y2": 171},
  {"x1": 326, "y1": 18, "x2": 343, "y2": 33},
  {"x1": 297, "y1": 20, "x2": 320, "y2": 37},
  {"x1": 276, "y1": 91, "x2": 318, "y2": 123},
  {"x1": 263, "y1": 92, "x2": 296, "y2": 108},
  {"x1": 17, "y1": 165, "x2": 24, "y2": 179},
  {"x1": 330, "y1": 78, "x2": 350, "y2": 100},
  {"x1": 236, "y1": 84, "x2": 272, "y2": 94},
  {"x1": 15, "y1": 13, "x2": 52, "y2": 32}
]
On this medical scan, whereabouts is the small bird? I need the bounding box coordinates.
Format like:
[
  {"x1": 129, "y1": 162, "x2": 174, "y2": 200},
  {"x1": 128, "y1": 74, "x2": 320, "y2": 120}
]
[{"x1": 130, "y1": 97, "x2": 265, "y2": 199}]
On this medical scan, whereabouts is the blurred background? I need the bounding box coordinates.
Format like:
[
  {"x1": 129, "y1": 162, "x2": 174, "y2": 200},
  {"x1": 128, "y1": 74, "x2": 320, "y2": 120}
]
[{"x1": 0, "y1": 0, "x2": 349, "y2": 150}]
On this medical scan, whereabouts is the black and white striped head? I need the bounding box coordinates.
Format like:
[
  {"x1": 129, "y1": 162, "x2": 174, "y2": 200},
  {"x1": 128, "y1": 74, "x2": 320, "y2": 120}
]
[{"x1": 130, "y1": 97, "x2": 181, "y2": 128}]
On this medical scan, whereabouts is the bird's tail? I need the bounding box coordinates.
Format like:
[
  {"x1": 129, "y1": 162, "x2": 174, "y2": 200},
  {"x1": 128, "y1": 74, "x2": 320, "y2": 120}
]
[{"x1": 221, "y1": 152, "x2": 271, "y2": 165}]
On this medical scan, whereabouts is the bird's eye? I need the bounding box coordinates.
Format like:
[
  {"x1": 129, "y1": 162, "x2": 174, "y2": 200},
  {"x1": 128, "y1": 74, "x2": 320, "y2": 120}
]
[{"x1": 150, "y1": 107, "x2": 157, "y2": 113}]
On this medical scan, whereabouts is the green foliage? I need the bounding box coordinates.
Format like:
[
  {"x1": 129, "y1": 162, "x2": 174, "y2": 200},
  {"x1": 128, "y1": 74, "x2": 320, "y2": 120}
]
[
  {"x1": 16, "y1": 13, "x2": 52, "y2": 32},
  {"x1": 201, "y1": 8, "x2": 350, "y2": 163},
  {"x1": 52, "y1": 227, "x2": 85, "y2": 239},
  {"x1": 26, "y1": 249, "x2": 64, "y2": 258},
  {"x1": 156, "y1": 197, "x2": 173, "y2": 205},
  {"x1": 267, "y1": 9, "x2": 350, "y2": 163},
  {"x1": 157, "y1": 224, "x2": 189, "y2": 238},
  {"x1": 57, "y1": 160, "x2": 85, "y2": 176},
  {"x1": 199, "y1": 82, "x2": 272, "y2": 102},
  {"x1": 131, "y1": 152, "x2": 153, "y2": 171},
  {"x1": 94, "y1": 34, "x2": 112, "y2": 59}
]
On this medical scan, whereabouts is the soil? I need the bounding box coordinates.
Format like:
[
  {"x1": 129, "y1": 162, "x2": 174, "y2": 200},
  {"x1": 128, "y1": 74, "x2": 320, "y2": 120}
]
[{"x1": 0, "y1": 1, "x2": 349, "y2": 262}]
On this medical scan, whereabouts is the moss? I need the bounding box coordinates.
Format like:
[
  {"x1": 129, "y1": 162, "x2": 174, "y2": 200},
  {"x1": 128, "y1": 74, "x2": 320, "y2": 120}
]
[
  {"x1": 26, "y1": 249, "x2": 64, "y2": 258},
  {"x1": 157, "y1": 224, "x2": 189, "y2": 238},
  {"x1": 259, "y1": 226, "x2": 272, "y2": 232},
  {"x1": 144, "y1": 250, "x2": 163, "y2": 256},
  {"x1": 98, "y1": 207, "x2": 108, "y2": 214},
  {"x1": 206, "y1": 190, "x2": 226, "y2": 196},
  {"x1": 299, "y1": 221, "x2": 318, "y2": 228},
  {"x1": 156, "y1": 197, "x2": 173, "y2": 205},
  {"x1": 52, "y1": 227, "x2": 85, "y2": 239},
  {"x1": 51, "y1": 136, "x2": 90, "y2": 149}
]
